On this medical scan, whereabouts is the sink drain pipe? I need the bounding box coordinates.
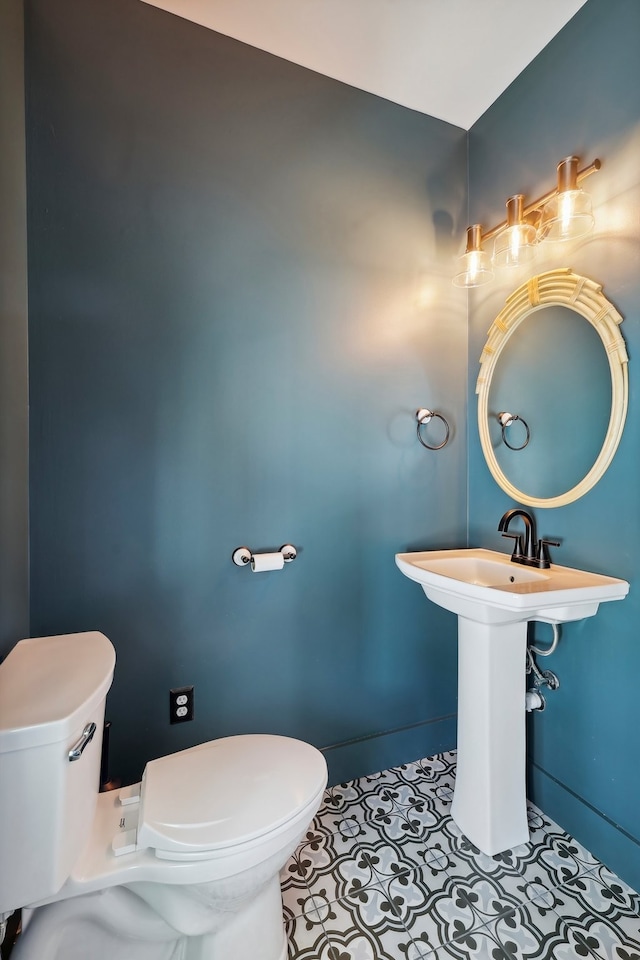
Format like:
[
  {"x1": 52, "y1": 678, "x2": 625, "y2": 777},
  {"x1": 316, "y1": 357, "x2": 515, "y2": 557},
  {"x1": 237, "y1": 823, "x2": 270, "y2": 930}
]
[
  {"x1": 526, "y1": 622, "x2": 561, "y2": 711},
  {"x1": 526, "y1": 689, "x2": 546, "y2": 712}
]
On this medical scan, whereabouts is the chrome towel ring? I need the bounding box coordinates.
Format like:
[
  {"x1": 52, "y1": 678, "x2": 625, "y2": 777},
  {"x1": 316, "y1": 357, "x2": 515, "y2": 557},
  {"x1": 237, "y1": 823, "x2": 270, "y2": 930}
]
[
  {"x1": 498, "y1": 412, "x2": 530, "y2": 451},
  {"x1": 415, "y1": 408, "x2": 450, "y2": 450}
]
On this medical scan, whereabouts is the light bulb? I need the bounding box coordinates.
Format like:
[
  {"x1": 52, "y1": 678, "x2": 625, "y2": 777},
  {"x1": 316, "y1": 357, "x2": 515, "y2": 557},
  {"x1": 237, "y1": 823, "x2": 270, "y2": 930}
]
[
  {"x1": 493, "y1": 196, "x2": 537, "y2": 268},
  {"x1": 540, "y1": 189, "x2": 594, "y2": 241}
]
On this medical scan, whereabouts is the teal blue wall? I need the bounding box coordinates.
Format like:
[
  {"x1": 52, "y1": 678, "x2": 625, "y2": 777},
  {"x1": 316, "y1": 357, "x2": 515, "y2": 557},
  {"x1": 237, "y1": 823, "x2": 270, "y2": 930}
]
[
  {"x1": 23, "y1": 0, "x2": 467, "y2": 787},
  {"x1": 0, "y1": 0, "x2": 29, "y2": 645},
  {"x1": 469, "y1": 0, "x2": 640, "y2": 888}
]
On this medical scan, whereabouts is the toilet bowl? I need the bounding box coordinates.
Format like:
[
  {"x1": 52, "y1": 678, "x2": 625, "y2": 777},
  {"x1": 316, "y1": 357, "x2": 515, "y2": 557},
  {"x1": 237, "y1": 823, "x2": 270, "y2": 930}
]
[{"x1": 0, "y1": 633, "x2": 327, "y2": 960}]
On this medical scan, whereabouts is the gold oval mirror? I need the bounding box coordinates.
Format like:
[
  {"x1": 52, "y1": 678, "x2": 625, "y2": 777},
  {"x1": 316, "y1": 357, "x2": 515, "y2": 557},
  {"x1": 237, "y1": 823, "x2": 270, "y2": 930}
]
[{"x1": 476, "y1": 269, "x2": 629, "y2": 508}]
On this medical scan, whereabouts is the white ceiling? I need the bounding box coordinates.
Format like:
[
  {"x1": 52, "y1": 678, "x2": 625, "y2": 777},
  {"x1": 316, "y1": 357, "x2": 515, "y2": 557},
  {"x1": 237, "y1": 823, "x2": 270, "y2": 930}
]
[{"x1": 140, "y1": 0, "x2": 588, "y2": 129}]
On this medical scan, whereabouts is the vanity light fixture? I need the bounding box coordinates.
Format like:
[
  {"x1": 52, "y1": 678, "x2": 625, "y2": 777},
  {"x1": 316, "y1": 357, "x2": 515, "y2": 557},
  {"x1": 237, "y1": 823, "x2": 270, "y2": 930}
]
[{"x1": 454, "y1": 156, "x2": 600, "y2": 288}]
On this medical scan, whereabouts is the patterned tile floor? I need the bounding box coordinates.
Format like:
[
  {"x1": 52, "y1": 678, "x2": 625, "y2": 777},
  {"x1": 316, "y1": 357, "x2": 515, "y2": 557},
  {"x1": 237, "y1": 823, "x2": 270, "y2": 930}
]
[{"x1": 280, "y1": 751, "x2": 640, "y2": 959}]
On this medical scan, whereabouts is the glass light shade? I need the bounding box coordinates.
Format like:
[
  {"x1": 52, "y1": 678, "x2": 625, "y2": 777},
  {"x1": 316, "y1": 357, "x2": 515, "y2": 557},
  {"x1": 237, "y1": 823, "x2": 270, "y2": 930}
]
[
  {"x1": 493, "y1": 222, "x2": 537, "y2": 268},
  {"x1": 453, "y1": 248, "x2": 494, "y2": 287},
  {"x1": 539, "y1": 189, "x2": 594, "y2": 241}
]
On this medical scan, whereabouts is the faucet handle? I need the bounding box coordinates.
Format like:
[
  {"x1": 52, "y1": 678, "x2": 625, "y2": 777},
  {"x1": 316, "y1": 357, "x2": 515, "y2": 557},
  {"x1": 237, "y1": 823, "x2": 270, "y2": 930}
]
[
  {"x1": 537, "y1": 538, "x2": 560, "y2": 568},
  {"x1": 501, "y1": 531, "x2": 524, "y2": 560}
]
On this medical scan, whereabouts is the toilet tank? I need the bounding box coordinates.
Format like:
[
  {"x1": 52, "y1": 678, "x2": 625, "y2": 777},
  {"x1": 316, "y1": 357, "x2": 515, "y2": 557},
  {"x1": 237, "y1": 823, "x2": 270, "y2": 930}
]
[{"x1": 0, "y1": 632, "x2": 116, "y2": 915}]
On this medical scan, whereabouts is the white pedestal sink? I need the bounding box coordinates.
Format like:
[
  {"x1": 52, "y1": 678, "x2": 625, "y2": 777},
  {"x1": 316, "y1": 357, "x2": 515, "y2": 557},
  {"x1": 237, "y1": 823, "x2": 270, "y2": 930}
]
[{"x1": 396, "y1": 548, "x2": 629, "y2": 855}]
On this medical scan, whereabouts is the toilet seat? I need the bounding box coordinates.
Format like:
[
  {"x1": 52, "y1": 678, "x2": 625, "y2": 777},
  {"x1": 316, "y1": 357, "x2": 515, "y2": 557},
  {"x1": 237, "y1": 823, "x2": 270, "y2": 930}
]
[
  {"x1": 127, "y1": 735, "x2": 326, "y2": 861},
  {"x1": 28, "y1": 734, "x2": 327, "y2": 906}
]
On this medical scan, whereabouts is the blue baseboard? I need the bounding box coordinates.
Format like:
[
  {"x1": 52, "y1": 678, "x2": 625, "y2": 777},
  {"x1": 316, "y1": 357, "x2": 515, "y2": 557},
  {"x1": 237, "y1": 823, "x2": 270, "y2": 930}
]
[
  {"x1": 528, "y1": 760, "x2": 640, "y2": 893},
  {"x1": 321, "y1": 714, "x2": 457, "y2": 787}
]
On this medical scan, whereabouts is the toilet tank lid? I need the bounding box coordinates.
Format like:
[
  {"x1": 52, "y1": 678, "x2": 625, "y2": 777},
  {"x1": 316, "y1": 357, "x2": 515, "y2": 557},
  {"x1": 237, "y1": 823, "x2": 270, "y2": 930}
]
[
  {"x1": 0, "y1": 632, "x2": 116, "y2": 752},
  {"x1": 137, "y1": 735, "x2": 328, "y2": 855}
]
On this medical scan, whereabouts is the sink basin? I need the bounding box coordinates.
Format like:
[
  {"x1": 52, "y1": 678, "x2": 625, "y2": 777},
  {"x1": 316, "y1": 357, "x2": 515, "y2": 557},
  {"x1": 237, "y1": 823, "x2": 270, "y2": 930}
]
[
  {"x1": 395, "y1": 548, "x2": 629, "y2": 624},
  {"x1": 396, "y1": 546, "x2": 629, "y2": 855}
]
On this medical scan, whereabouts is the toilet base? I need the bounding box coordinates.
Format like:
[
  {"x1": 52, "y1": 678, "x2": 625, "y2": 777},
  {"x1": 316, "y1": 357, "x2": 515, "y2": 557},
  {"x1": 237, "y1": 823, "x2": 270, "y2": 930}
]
[
  {"x1": 181, "y1": 876, "x2": 287, "y2": 960},
  {"x1": 13, "y1": 877, "x2": 287, "y2": 960}
]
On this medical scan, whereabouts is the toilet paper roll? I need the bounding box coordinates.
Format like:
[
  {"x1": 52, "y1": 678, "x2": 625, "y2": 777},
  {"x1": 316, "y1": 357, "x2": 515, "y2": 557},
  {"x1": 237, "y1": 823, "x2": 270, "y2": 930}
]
[{"x1": 251, "y1": 552, "x2": 285, "y2": 572}]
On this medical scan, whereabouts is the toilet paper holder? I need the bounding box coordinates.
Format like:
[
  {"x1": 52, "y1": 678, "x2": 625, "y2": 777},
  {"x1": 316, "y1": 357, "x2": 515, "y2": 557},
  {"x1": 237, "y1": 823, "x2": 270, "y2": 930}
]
[{"x1": 232, "y1": 544, "x2": 298, "y2": 567}]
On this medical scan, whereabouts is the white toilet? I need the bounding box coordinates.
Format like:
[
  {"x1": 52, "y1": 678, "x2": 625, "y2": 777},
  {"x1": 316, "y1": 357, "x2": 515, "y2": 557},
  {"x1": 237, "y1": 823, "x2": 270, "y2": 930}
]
[{"x1": 0, "y1": 632, "x2": 328, "y2": 960}]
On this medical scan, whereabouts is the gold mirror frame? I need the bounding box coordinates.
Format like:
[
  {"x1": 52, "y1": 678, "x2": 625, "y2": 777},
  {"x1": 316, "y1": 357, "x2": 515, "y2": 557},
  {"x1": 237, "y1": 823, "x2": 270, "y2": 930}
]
[{"x1": 476, "y1": 269, "x2": 628, "y2": 508}]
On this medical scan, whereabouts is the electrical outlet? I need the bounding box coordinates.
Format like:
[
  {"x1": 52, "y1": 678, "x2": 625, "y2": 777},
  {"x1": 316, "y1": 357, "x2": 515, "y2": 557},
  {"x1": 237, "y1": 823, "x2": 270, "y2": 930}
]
[{"x1": 169, "y1": 686, "x2": 194, "y2": 724}]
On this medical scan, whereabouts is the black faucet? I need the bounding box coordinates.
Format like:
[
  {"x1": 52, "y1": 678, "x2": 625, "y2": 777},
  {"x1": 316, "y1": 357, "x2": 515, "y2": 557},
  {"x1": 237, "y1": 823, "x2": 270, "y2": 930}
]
[{"x1": 498, "y1": 509, "x2": 560, "y2": 569}]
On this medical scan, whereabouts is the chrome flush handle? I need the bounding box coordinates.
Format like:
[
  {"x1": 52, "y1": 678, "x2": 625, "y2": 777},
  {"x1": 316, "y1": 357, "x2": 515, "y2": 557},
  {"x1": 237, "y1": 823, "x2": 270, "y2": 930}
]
[{"x1": 68, "y1": 722, "x2": 97, "y2": 762}]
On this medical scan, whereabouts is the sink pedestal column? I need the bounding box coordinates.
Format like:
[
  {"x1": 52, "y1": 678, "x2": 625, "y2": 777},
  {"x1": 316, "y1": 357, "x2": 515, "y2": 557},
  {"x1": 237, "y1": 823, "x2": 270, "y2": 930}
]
[{"x1": 451, "y1": 617, "x2": 529, "y2": 856}]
